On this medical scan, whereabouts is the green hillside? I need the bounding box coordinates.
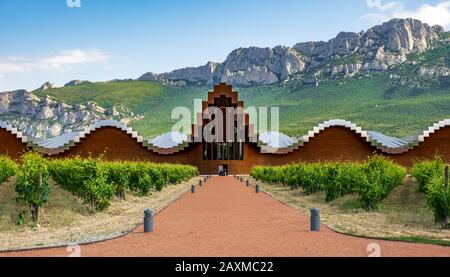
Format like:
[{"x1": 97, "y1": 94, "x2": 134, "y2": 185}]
[
  {"x1": 31, "y1": 39, "x2": 450, "y2": 138},
  {"x1": 35, "y1": 72, "x2": 450, "y2": 138},
  {"x1": 35, "y1": 81, "x2": 208, "y2": 136}
]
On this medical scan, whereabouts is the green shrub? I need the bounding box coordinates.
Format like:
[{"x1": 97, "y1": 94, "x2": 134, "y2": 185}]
[
  {"x1": 410, "y1": 155, "x2": 450, "y2": 226},
  {"x1": 252, "y1": 162, "x2": 367, "y2": 199},
  {"x1": 0, "y1": 156, "x2": 18, "y2": 184},
  {"x1": 49, "y1": 156, "x2": 116, "y2": 210},
  {"x1": 412, "y1": 155, "x2": 444, "y2": 193},
  {"x1": 15, "y1": 152, "x2": 50, "y2": 222},
  {"x1": 425, "y1": 176, "x2": 450, "y2": 226},
  {"x1": 127, "y1": 163, "x2": 157, "y2": 195},
  {"x1": 126, "y1": 162, "x2": 198, "y2": 195},
  {"x1": 50, "y1": 157, "x2": 198, "y2": 209},
  {"x1": 324, "y1": 163, "x2": 367, "y2": 202},
  {"x1": 358, "y1": 155, "x2": 406, "y2": 210},
  {"x1": 300, "y1": 163, "x2": 330, "y2": 194},
  {"x1": 84, "y1": 170, "x2": 115, "y2": 210},
  {"x1": 283, "y1": 164, "x2": 305, "y2": 190},
  {"x1": 250, "y1": 155, "x2": 406, "y2": 210},
  {"x1": 251, "y1": 166, "x2": 279, "y2": 184},
  {"x1": 102, "y1": 161, "x2": 130, "y2": 199}
]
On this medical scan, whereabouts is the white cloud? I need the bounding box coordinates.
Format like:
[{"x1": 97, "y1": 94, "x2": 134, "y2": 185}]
[
  {"x1": 360, "y1": 12, "x2": 390, "y2": 23},
  {"x1": 362, "y1": 0, "x2": 450, "y2": 29},
  {"x1": 0, "y1": 62, "x2": 32, "y2": 74},
  {"x1": 366, "y1": 0, "x2": 403, "y2": 11},
  {"x1": 0, "y1": 49, "x2": 110, "y2": 75},
  {"x1": 39, "y1": 49, "x2": 109, "y2": 69}
]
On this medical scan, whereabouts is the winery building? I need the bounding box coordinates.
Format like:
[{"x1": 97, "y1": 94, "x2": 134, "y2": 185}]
[{"x1": 1, "y1": 83, "x2": 450, "y2": 174}]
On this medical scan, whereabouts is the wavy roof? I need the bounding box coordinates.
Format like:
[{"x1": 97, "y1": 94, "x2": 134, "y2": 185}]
[
  {"x1": 257, "y1": 131, "x2": 301, "y2": 154},
  {"x1": 1, "y1": 118, "x2": 450, "y2": 156},
  {"x1": 146, "y1": 131, "x2": 190, "y2": 154},
  {"x1": 295, "y1": 119, "x2": 418, "y2": 154},
  {"x1": 257, "y1": 119, "x2": 450, "y2": 154},
  {"x1": 24, "y1": 120, "x2": 189, "y2": 155},
  {"x1": 0, "y1": 121, "x2": 28, "y2": 143}
]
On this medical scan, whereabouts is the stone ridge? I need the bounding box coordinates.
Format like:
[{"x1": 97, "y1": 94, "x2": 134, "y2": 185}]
[{"x1": 139, "y1": 18, "x2": 443, "y2": 86}]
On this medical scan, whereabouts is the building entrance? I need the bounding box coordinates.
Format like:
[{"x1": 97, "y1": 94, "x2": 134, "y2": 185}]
[{"x1": 218, "y1": 164, "x2": 228, "y2": 176}]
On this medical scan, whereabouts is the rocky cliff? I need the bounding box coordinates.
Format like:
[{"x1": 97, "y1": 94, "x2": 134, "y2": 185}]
[
  {"x1": 0, "y1": 89, "x2": 143, "y2": 139},
  {"x1": 139, "y1": 18, "x2": 444, "y2": 86},
  {"x1": 2, "y1": 18, "x2": 448, "y2": 139}
]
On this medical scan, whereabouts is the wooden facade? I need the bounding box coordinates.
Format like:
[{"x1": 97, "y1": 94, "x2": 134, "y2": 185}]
[
  {"x1": 1, "y1": 83, "x2": 450, "y2": 174},
  {"x1": 0, "y1": 128, "x2": 28, "y2": 160}
]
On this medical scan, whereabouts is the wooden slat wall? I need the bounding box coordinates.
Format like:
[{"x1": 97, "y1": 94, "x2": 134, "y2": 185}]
[
  {"x1": 0, "y1": 129, "x2": 29, "y2": 160},
  {"x1": 2, "y1": 125, "x2": 450, "y2": 173}
]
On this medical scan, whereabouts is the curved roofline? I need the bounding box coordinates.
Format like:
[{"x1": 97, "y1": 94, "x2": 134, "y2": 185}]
[
  {"x1": 25, "y1": 120, "x2": 190, "y2": 156},
  {"x1": 0, "y1": 121, "x2": 28, "y2": 144},
  {"x1": 2, "y1": 118, "x2": 450, "y2": 156},
  {"x1": 256, "y1": 131, "x2": 301, "y2": 154},
  {"x1": 298, "y1": 119, "x2": 450, "y2": 154}
]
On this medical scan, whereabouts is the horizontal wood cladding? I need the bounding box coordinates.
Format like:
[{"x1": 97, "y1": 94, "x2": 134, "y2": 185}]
[
  {"x1": 1, "y1": 125, "x2": 450, "y2": 173},
  {"x1": 218, "y1": 126, "x2": 379, "y2": 174},
  {"x1": 57, "y1": 127, "x2": 199, "y2": 165},
  {"x1": 0, "y1": 129, "x2": 28, "y2": 160},
  {"x1": 389, "y1": 126, "x2": 450, "y2": 167}
]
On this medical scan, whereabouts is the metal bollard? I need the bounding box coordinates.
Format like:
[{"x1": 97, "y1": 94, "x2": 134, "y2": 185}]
[
  {"x1": 199, "y1": 180, "x2": 202, "y2": 187},
  {"x1": 204, "y1": 177, "x2": 207, "y2": 183},
  {"x1": 255, "y1": 184, "x2": 260, "y2": 193},
  {"x1": 311, "y1": 208, "x2": 320, "y2": 231},
  {"x1": 246, "y1": 180, "x2": 249, "y2": 187},
  {"x1": 144, "y1": 209, "x2": 153, "y2": 233},
  {"x1": 191, "y1": 185, "x2": 196, "y2": 193}
]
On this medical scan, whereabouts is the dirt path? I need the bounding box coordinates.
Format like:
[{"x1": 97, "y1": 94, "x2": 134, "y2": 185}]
[{"x1": 1, "y1": 176, "x2": 449, "y2": 257}]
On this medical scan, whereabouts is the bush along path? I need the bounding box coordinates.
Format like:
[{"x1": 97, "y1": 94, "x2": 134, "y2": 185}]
[
  {"x1": 0, "y1": 156, "x2": 18, "y2": 184},
  {"x1": 1, "y1": 176, "x2": 449, "y2": 257},
  {"x1": 49, "y1": 157, "x2": 198, "y2": 211},
  {"x1": 251, "y1": 155, "x2": 406, "y2": 210},
  {"x1": 412, "y1": 155, "x2": 450, "y2": 228},
  {"x1": 11, "y1": 152, "x2": 198, "y2": 225},
  {"x1": 15, "y1": 152, "x2": 50, "y2": 224}
]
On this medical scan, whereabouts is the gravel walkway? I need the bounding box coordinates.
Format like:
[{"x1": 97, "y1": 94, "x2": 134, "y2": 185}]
[{"x1": 1, "y1": 176, "x2": 449, "y2": 257}]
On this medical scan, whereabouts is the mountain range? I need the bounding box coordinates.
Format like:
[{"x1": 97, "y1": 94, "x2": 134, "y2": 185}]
[
  {"x1": 139, "y1": 18, "x2": 447, "y2": 86},
  {"x1": 0, "y1": 18, "x2": 449, "y2": 139}
]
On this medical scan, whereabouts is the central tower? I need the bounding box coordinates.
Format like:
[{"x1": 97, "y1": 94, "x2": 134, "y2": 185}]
[{"x1": 192, "y1": 83, "x2": 253, "y2": 162}]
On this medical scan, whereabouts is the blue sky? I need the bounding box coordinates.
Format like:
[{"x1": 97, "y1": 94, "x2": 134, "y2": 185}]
[{"x1": 0, "y1": 0, "x2": 449, "y2": 91}]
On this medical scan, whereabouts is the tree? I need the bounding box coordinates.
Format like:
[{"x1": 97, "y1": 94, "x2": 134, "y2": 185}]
[{"x1": 15, "y1": 152, "x2": 50, "y2": 223}]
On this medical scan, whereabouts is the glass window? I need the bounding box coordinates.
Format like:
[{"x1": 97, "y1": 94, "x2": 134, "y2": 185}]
[
  {"x1": 224, "y1": 143, "x2": 228, "y2": 160},
  {"x1": 207, "y1": 143, "x2": 212, "y2": 160},
  {"x1": 229, "y1": 143, "x2": 234, "y2": 160},
  {"x1": 212, "y1": 143, "x2": 217, "y2": 160},
  {"x1": 203, "y1": 142, "x2": 207, "y2": 160},
  {"x1": 239, "y1": 142, "x2": 244, "y2": 160}
]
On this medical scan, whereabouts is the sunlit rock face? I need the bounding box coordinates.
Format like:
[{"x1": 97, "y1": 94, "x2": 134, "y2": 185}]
[
  {"x1": 140, "y1": 19, "x2": 441, "y2": 86},
  {"x1": 0, "y1": 89, "x2": 143, "y2": 139}
]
